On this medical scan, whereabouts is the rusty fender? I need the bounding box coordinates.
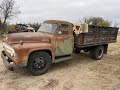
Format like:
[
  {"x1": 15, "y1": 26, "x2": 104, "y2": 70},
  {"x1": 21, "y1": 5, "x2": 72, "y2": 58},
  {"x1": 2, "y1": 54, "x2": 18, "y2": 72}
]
[{"x1": 12, "y1": 43, "x2": 55, "y2": 66}]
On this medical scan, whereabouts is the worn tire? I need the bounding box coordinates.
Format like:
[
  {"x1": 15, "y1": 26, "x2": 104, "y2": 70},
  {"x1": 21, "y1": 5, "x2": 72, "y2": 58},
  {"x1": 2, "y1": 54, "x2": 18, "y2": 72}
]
[
  {"x1": 74, "y1": 49, "x2": 81, "y2": 54},
  {"x1": 75, "y1": 50, "x2": 80, "y2": 54},
  {"x1": 90, "y1": 47, "x2": 95, "y2": 59},
  {"x1": 94, "y1": 46, "x2": 104, "y2": 60},
  {"x1": 27, "y1": 51, "x2": 52, "y2": 76}
]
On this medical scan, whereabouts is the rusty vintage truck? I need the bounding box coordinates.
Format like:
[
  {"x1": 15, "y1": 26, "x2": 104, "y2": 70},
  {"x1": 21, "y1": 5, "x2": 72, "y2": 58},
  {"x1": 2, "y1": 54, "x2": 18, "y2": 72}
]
[
  {"x1": 1, "y1": 20, "x2": 119, "y2": 75},
  {"x1": 8, "y1": 24, "x2": 35, "y2": 34}
]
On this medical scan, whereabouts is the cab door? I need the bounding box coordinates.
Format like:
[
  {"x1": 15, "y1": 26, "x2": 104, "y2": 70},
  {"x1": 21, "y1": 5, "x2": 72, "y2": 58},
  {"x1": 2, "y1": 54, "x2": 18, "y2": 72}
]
[{"x1": 54, "y1": 23, "x2": 73, "y2": 56}]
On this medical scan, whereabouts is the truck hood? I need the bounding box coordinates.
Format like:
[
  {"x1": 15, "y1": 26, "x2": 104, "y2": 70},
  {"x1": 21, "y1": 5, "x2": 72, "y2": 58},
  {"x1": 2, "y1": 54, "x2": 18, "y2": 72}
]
[{"x1": 4, "y1": 32, "x2": 52, "y2": 44}]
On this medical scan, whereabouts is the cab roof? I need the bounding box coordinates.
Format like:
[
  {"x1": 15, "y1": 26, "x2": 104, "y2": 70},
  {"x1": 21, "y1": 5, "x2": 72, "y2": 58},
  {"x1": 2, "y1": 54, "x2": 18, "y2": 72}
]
[{"x1": 43, "y1": 20, "x2": 73, "y2": 25}]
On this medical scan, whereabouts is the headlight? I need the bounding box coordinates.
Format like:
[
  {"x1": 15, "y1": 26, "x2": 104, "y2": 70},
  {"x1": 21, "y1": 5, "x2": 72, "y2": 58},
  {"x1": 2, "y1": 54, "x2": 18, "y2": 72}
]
[{"x1": 3, "y1": 42, "x2": 15, "y2": 57}]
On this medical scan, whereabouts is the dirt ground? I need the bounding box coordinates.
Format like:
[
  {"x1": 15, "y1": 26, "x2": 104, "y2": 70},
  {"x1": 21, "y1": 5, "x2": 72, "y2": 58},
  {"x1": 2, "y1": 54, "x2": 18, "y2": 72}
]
[{"x1": 0, "y1": 35, "x2": 120, "y2": 90}]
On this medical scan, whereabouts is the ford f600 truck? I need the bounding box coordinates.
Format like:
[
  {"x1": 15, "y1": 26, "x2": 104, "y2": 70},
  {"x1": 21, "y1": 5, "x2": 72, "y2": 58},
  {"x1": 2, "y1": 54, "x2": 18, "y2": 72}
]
[{"x1": 1, "y1": 20, "x2": 119, "y2": 75}]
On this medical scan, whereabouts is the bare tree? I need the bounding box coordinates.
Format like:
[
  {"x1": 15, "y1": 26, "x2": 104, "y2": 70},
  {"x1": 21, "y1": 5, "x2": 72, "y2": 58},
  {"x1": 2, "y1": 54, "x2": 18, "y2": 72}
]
[
  {"x1": 0, "y1": 0, "x2": 20, "y2": 30},
  {"x1": 114, "y1": 22, "x2": 119, "y2": 27},
  {"x1": 84, "y1": 17, "x2": 89, "y2": 24}
]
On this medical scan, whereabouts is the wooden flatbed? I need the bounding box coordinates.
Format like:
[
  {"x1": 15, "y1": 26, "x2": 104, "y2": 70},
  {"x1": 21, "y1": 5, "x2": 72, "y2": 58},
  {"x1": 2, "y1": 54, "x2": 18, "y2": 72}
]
[{"x1": 74, "y1": 25, "x2": 119, "y2": 48}]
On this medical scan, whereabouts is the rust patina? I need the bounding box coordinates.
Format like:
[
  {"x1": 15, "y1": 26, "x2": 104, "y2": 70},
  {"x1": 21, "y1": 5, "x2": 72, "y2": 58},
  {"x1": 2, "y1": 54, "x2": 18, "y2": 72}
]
[{"x1": 2, "y1": 20, "x2": 73, "y2": 67}]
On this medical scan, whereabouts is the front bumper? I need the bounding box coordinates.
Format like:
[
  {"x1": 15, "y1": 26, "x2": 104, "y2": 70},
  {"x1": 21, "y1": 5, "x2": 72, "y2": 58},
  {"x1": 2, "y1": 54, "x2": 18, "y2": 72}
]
[{"x1": 1, "y1": 51, "x2": 13, "y2": 70}]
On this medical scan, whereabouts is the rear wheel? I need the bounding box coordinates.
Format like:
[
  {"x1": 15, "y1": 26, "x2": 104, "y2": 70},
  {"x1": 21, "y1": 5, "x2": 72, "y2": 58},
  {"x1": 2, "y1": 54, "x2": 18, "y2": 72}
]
[
  {"x1": 74, "y1": 48, "x2": 81, "y2": 54},
  {"x1": 90, "y1": 47, "x2": 95, "y2": 59},
  {"x1": 27, "y1": 51, "x2": 52, "y2": 75},
  {"x1": 90, "y1": 46, "x2": 104, "y2": 60},
  {"x1": 94, "y1": 46, "x2": 104, "y2": 60}
]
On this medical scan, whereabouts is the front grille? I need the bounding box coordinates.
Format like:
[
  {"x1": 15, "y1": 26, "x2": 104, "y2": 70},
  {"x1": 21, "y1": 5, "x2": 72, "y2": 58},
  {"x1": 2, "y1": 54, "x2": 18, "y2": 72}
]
[{"x1": 3, "y1": 42, "x2": 15, "y2": 57}]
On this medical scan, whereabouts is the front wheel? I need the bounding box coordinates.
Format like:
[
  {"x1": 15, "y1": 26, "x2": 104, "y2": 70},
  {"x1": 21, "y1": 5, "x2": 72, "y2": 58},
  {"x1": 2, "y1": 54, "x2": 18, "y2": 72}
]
[{"x1": 27, "y1": 51, "x2": 52, "y2": 75}]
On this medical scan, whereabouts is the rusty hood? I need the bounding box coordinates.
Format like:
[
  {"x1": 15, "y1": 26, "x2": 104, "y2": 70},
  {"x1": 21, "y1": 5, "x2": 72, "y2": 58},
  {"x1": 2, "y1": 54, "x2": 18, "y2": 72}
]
[{"x1": 4, "y1": 32, "x2": 52, "y2": 44}]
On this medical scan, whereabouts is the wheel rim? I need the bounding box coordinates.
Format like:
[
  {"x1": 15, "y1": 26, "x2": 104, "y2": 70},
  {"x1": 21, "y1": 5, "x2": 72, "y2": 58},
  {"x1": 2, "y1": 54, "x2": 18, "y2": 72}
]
[
  {"x1": 98, "y1": 48, "x2": 103, "y2": 58},
  {"x1": 32, "y1": 57, "x2": 46, "y2": 71}
]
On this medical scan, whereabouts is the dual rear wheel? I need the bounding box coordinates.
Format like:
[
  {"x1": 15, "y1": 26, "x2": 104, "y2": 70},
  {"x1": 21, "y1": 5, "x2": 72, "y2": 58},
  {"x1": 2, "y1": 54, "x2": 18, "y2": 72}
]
[{"x1": 90, "y1": 46, "x2": 104, "y2": 60}]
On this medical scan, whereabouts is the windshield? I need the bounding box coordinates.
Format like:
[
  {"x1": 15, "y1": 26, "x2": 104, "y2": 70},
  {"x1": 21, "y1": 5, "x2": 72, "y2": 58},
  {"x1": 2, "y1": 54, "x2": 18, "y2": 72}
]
[{"x1": 38, "y1": 23, "x2": 57, "y2": 33}]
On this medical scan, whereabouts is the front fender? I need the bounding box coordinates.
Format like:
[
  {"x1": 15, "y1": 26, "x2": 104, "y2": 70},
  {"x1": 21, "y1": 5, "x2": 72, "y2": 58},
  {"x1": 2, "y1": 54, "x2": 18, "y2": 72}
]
[{"x1": 12, "y1": 43, "x2": 54, "y2": 66}]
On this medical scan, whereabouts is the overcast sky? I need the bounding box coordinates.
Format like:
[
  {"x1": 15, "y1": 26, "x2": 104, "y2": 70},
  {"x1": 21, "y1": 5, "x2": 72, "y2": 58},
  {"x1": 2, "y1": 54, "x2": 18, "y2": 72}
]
[{"x1": 11, "y1": 0, "x2": 120, "y2": 26}]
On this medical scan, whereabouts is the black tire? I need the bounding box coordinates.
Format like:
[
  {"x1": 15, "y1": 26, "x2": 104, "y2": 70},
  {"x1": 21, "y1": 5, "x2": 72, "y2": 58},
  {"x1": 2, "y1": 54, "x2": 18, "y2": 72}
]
[
  {"x1": 74, "y1": 49, "x2": 81, "y2": 54},
  {"x1": 90, "y1": 47, "x2": 95, "y2": 59},
  {"x1": 75, "y1": 50, "x2": 80, "y2": 54},
  {"x1": 27, "y1": 51, "x2": 52, "y2": 75},
  {"x1": 94, "y1": 46, "x2": 104, "y2": 60}
]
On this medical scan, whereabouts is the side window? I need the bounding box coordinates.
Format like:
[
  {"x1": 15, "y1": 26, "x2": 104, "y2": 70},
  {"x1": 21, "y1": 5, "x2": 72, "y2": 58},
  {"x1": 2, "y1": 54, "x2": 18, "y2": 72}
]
[{"x1": 59, "y1": 24, "x2": 69, "y2": 34}]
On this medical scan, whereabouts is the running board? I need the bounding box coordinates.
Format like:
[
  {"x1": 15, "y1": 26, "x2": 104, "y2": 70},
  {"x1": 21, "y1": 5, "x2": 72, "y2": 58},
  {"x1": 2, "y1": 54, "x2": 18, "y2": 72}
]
[{"x1": 54, "y1": 55, "x2": 72, "y2": 63}]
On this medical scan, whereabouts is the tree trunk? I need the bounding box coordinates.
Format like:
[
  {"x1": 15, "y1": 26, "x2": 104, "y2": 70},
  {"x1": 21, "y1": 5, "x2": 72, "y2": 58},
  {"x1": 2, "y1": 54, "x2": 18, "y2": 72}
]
[{"x1": 2, "y1": 16, "x2": 7, "y2": 29}]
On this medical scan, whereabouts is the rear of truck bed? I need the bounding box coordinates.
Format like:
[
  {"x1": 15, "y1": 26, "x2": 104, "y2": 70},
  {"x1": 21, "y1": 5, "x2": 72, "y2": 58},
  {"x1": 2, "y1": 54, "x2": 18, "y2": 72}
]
[
  {"x1": 74, "y1": 25, "x2": 119, "y2": 48},
  {"x1": 74, "y1": 25, "x2": 119, "y2": 60}
]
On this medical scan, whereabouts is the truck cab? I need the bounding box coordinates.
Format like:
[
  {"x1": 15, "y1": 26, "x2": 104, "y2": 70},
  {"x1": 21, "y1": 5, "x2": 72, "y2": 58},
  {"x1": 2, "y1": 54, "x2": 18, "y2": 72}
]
[{"x1": 38, "y1": 20, "x2": 74, "y2": 58}]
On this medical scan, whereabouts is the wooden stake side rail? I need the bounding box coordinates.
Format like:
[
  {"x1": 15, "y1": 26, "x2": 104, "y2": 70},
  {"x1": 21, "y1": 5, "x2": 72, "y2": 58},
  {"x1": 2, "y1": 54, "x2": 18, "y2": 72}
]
[{"x1": 74, "y1": 25, "x2": 119, "y2": 48}]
